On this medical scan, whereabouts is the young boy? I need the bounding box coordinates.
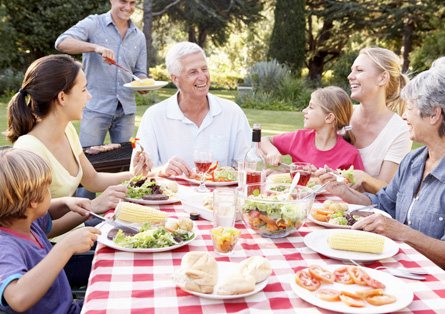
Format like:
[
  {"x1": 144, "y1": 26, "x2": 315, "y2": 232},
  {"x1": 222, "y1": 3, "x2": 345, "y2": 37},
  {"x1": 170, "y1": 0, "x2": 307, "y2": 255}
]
[{"x1": 0, "y1": 148, "x2": 101, "y2": 313}]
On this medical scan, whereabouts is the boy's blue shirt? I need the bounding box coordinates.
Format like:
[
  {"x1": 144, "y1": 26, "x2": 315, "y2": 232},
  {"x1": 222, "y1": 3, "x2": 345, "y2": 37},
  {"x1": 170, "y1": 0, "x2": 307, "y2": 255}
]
[{"x1": 0, "y1": 213, "x2": 81, "y2": 314}]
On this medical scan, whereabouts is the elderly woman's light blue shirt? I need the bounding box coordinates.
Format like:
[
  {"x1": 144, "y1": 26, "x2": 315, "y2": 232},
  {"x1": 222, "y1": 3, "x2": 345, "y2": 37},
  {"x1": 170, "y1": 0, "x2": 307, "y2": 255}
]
[
  {"x1": 55, "y1": 11, "x2": 147, "y2": 116},
  {"x1": 365, "y1": 146, "x2": 445, "y2": 241}
]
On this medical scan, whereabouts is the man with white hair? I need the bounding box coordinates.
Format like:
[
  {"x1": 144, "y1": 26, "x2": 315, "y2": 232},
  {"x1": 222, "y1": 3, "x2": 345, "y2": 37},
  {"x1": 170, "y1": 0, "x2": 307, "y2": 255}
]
[{"x1": 133, "y1": 41, "x2": 251, "y2": 177}]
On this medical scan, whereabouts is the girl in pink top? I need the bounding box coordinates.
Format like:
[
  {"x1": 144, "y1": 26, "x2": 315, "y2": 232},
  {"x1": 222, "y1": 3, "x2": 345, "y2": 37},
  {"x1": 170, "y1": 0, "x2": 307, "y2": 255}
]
[{"x1": 261, "y1": 86, "x2": 364, "y2": 171}]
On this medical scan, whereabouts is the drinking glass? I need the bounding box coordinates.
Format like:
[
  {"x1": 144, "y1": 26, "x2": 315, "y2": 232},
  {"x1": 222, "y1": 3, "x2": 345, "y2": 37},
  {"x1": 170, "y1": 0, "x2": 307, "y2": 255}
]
[
  {"x1": 194, "y1": 148, "x2": 213, "y2": 193},
  {"x1": 212, "y1": 188, "x2": 238, "y2": 255},
  {"x1": 290, "y1": 162, "x2": 312, "y2": 186}
]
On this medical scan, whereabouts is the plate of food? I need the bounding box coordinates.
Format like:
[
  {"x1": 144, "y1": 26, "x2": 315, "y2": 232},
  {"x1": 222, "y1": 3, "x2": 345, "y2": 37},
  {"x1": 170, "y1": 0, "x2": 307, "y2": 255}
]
[
  {"x1": 266, "y1": 173, "x2": 325, "y2": 194},
  {"x1": 123, "y1": 80, "x2": 168, "y2": 91},
  {"x1": 123, "y1": 176, "x2": 190, "y2": 205},
  {"x1": 291, "y1": 264, "x2": 413, "y2": 313},
  {"x1": 180, "y1": 192, "x2": 214, "y2": 221},
  {"x1": 97, "y1": 217, "x2": 196, "y2": 253},
  {"x1": 184, "y1": 261, "x2": 269, "y2": 299},
  {"x1": 173, "y1": 253, "x2": 271, "y2": 300},
  {"x1": 180, "y1": 164, "x2": 238, "y2": 186},
  {"x1": 304, "y1": 229, "x2": 399, "y2": 262},
  {"x1": 309, "y1": 201, "x2": 392, "y2": 229}
]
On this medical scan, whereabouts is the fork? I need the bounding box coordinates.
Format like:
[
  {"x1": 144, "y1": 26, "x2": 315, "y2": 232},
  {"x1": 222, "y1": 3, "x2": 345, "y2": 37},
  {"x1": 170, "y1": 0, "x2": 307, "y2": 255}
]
[{"x1": 349, "y1": 259, "x2": 426, "y2": 280}]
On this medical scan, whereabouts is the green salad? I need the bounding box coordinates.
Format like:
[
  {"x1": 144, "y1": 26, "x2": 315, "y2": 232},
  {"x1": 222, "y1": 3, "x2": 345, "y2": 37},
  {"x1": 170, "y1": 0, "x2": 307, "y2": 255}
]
[
  {"x1": 123, "y1": 175, "x2": 163, "y2": 199},
  {"x1": 209, "y1": 166, "x2": 237, "y2": 182},
  {"x1": 113, "y1": 222, "x2": 194, "y2": 249},
  {"x1": 241, "y1": 193, "x2": 308, "y2": 236}
]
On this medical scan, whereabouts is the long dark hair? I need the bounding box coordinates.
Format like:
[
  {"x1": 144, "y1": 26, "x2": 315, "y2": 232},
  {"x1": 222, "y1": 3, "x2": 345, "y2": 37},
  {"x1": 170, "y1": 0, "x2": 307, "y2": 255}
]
[{"x1": 7, "y1": 54, "x2": 81, "y2": 143}]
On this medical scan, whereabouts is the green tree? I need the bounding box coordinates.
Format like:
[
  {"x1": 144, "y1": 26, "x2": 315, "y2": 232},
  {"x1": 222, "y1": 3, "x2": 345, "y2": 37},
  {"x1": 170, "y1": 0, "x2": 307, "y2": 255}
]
[
  {"x1": 0, "y1": 0, "x2": 109, "y2": 70},
  {"x1": 268, "y1": 0, "x2": 305, "y2": 76},
  {"x1": 160, "y1": 0, "x2": 264, "y2": 48}
]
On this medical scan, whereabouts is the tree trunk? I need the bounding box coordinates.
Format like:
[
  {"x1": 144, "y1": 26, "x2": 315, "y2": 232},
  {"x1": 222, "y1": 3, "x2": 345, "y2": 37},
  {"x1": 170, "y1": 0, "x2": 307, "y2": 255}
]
[
  {"x1": 143, "y1": 0, "x2": 154, "y2": 75},
  {"x1": 401, "y1": 16, "x2": 414, "y2": 73},
  {"x1": 197, "y1": 28, "x2": 207, "y2": 48},
  {"x1": 307, "y1": 52, "x2": 327, "y2": 83}
]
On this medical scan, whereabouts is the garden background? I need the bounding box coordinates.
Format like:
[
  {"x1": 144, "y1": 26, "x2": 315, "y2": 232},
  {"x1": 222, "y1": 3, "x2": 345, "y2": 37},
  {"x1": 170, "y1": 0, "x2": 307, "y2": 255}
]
[{"x1": 2, "y1": 0, "x2": 440, "y2": 149}]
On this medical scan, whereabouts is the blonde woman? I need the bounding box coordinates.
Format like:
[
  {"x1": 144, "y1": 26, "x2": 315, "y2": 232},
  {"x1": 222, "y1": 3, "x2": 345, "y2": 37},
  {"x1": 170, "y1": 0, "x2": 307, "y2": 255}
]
[
  {"x1": 262, "y1": 86, "x2": 364, "y2": 171},
  {"x1": 345, "y1": 47, "x2": 412, "y2": 193}
]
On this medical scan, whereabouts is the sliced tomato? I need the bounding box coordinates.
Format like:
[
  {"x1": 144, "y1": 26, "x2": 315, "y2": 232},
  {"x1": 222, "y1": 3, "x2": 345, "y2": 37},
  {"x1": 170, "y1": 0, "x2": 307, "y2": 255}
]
[
  {"x1": 308, "y1": 265, "x2": 335, "y2": 284},
  {"x1": 347, "y1": 266, "x2": 368, "y2": 286},
  {"x1": 295, "y1": 270, "x2": 321, "y2": 291},
  {"x1": 339, "y1": 294, "x2": 366, "y2": 307},
  {"x1": 249, "y1": 210, "x2": 261, "y2": 218},
  {"x1": 362, "y1": 274, "x2": 386, "y2": 289},
  {"x1": 355, "y1": 288, "x2": 383, "y2": 299},
  {"x1": 315, "y1": 289, "x2": 341, "y2": 302},
  {"x1": 314, "y1": 207, "x2": 335, "y2": 216},
  {"x1": 259, "y1": 214, "x2": 277, "y2": 226},
  {"x1": 333, "y1": 266, "x2": 354, "y2": 285},
  {"x1": 310, "y1": 209, "x2": 329, "y2": 222},
  {"x1": 341, "y1": 290, "x2": 360, "y2": 298},
  {"x1": 366, "y1": 294, "x2": 397, "y2": 306}
]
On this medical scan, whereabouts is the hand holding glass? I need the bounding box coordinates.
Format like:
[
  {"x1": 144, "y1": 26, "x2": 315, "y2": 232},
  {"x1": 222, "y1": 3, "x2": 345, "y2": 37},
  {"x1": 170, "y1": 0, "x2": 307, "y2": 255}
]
[{"x1": 194, "y1": 148, "x2": 213, "y2": 193}]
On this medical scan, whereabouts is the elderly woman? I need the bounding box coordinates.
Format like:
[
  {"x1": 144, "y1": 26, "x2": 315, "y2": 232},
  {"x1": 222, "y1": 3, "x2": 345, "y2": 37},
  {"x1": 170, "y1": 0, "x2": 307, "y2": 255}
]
[{"x1": 319, "y1": 58, "x2": 445, "y2": 268}]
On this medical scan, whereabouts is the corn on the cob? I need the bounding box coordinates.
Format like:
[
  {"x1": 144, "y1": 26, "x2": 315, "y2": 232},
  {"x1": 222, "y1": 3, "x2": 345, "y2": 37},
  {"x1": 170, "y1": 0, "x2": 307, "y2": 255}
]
[
  {"x1": 117, "y1": 202, "x2": 167, "y2": 223},
  {"x1": 327, "y1": 230, "x2": 385, "y2": 254}
]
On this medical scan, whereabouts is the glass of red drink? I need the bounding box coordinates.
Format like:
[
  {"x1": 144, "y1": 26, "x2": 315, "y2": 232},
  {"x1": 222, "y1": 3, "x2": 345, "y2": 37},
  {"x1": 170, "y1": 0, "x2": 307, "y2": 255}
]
[
  {"x1": 194, "y1": 148, "x2": 213, "y2": 193},
  {"x1": 290, "y1": 162, "x2": 311, "y2": 186}
]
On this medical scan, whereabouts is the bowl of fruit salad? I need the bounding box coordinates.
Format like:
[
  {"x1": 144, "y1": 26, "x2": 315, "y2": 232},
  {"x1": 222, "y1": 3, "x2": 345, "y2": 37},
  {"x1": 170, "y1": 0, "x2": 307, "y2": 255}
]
[{"x1": 236, "y1": 183, "x2": 314, "y2": 238}]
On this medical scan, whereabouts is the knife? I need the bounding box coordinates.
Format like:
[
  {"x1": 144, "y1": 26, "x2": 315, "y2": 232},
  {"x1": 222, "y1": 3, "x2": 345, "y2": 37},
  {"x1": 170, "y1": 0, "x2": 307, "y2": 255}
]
[
  {"x1": 349, "y1": 204, "x2": 377, "y2": 212},
  {"x1": 89, "y1": 212, "x2": 139, "y2": 234},
  {"x1": 280, "y1": 163, "x2": 291, "y2": 170}
]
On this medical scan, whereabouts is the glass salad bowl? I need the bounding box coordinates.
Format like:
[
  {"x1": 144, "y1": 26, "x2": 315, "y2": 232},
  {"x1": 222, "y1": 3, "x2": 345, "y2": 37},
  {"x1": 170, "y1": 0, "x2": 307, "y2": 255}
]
[{"x1": 236, "y1": 183, "x2": 315, "y2": 238}]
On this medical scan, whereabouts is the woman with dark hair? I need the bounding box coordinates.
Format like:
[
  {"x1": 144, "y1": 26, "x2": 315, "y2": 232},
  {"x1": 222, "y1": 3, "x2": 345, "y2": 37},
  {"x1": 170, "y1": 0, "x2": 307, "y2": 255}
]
[{"x1": 7, "y1": 54, "x2": 152, "y2": 238}]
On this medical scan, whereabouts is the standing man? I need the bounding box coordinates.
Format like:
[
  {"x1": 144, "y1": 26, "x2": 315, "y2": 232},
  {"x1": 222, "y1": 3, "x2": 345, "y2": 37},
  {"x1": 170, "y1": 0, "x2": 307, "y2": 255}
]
[
  {"x1": 133, "y1": 41, "x2": 251, "y2": 177},
  {"x1": 56, "y1": 0, "x2": 148, "y2": 147}
]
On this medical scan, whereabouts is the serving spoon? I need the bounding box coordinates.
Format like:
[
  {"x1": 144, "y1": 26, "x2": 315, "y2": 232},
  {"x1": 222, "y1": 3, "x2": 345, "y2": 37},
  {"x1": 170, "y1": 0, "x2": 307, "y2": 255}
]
[{"x1": 285, "y1": 172, "x2": 300, "y2": 200}]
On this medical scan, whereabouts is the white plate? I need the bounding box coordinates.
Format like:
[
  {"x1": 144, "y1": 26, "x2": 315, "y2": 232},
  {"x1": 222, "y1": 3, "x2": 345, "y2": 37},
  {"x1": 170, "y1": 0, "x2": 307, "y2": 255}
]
[
  {"x1": 125, "y1": 183, "x2": 192, "y2": 205},
  {"x1": 123, "y1": 81, "x2": 168, "y2": 91},
  {"x1": 179, "y1": 175, "x2": 238, "y2": 186},
  {"x1": 97, "y1": 220, "x2": 197, "y2": 253},
  {"x1": 180, "y1": 193, "x2": 242, "y2": 222},
  {"x1": 182, "y1": 261, "x2": 268, "y2": 299},
  {"x1": 308, "y1": 204, "x2": 392, "y2": 229},
  {"x1": 291, "y1": 264, "x2": 413, "y2": 313},
  {"x1": 181, "y1": 192, "x2": 214, "y2": 221},
  {"x1": 304, "y1": 229, "x2": 399, "y2": 262}
]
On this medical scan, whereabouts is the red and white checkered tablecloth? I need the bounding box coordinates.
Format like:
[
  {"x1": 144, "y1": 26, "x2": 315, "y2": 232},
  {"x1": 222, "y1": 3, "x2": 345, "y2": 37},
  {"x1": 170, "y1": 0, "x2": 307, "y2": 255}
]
[{"x1": 81, "y1": 181, "x2": 445, "y2": 314}]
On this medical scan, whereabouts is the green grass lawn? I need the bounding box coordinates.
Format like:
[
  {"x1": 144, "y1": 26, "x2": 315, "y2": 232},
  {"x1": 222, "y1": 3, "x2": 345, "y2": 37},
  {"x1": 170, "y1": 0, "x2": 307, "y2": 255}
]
[{"x1": 0, "y1": 88, "x2": 421, "y2": 155}]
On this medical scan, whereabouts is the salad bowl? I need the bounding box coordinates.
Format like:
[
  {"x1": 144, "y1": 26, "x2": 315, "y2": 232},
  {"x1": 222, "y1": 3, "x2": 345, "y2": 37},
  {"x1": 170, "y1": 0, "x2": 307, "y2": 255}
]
[{"x1": 236, "y1": 183, "x2": 314, "y2": 238}]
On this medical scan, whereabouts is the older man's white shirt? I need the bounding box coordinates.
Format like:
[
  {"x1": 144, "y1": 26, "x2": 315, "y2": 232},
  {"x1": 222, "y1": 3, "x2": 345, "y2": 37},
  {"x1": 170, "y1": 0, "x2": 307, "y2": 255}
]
[{"x1": 134, "y1": 92, "x2": 251, "y2": 168}]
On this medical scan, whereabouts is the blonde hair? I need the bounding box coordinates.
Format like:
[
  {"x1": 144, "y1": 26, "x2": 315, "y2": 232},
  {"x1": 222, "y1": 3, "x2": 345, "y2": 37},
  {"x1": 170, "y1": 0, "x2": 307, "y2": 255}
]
[
  {"x1": 0, "y1": 148, "x2": 52, "y2": 227},
  {"x1": 359, "y1": 47, "x2": 410, "y2": 115},
  {"x1": 312, "y1": 86, "x2": 356, "y2": 144}
]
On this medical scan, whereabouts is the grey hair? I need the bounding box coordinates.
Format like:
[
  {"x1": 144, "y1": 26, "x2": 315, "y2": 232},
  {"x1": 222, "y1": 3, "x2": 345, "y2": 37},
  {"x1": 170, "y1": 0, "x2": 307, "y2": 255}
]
[
  {"x1": 165, "y1": 42, "x2": 206, "y2": 77},
  {"x1": 401, "y1": 64, "x2": 445, "y2": 137},
  {"x1": 431, "y1": 56, "x2": 445, "y2": 69}
]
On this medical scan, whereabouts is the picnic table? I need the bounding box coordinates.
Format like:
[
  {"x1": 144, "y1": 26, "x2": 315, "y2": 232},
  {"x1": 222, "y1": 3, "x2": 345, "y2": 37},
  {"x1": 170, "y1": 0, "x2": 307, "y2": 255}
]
[{"x1": 80, "y1": 179, "x2": 445, "y2": 314}]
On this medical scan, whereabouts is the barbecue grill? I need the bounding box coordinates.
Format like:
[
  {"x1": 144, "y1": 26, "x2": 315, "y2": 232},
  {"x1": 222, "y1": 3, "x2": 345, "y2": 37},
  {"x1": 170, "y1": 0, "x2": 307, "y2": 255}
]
[{"x1": 84, "y1": 142, "x2": 132, "y2": 173}]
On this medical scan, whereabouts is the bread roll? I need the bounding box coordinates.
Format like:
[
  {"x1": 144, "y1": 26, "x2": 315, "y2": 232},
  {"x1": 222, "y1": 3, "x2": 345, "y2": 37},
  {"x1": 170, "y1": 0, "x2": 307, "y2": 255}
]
[
  {"x1": 217, "y1": 273, "x2": 255, "y2": 295},
  {"x1": 237, "y1": 256, "x2": 272, "y2": 283},
  {"x1": 172, "y1": 252, "x2": 218, "y2": 293},
  {"x1": 172, "y1": 269, "x2": 217, "y2": 294}
]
